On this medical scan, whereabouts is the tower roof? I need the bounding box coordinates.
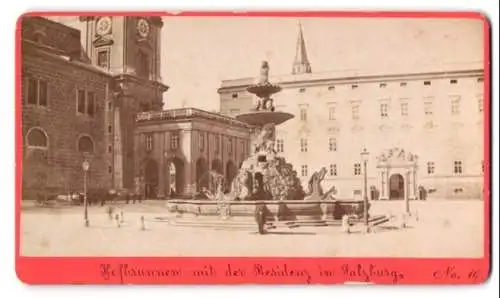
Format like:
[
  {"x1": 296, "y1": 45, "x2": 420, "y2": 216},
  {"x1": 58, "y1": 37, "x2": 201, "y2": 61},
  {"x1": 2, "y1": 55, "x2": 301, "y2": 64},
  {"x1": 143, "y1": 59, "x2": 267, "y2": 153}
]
[{"x1": 292, "y1": 21, "x2": 312, "y2": 75}]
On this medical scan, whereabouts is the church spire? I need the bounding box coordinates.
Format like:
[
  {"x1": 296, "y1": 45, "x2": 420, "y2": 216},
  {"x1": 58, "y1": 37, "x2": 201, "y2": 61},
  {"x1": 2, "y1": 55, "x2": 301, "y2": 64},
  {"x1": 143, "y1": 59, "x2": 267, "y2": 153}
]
[{"x1": 292, "y1": 21, "x2": 312, "y2": 75}]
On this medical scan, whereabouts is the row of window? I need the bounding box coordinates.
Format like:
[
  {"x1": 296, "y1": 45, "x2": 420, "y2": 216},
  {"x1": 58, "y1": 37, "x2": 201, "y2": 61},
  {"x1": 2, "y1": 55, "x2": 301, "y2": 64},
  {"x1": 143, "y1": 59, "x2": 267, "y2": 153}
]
[
  {"x1": 26, "y1": 78, "x2": 98, "y2": 117},
  {"x1": 297, "y1": 77, "x2": 483, "y2": 93},
  {"x1": 25, "y1": 127, "x2": 95, "y2": 154},
  {"x1": 298, "y1": 160, "x2": 483, "y2": 178},
  {"x1": 298, "y1": 95, "x2": 484, "y2": 121},
  {"x1": 145, "y1": 132, "x2": 247, "y2": 155},
  {"x1": 230, "y1": 77, "x2": 484, "y2": 99}
]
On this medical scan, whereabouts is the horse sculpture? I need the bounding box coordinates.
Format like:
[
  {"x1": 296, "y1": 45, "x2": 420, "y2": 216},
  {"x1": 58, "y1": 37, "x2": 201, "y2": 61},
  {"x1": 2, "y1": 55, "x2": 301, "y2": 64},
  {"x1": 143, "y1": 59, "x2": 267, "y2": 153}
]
[{"x1": 304, "y1": 167, "x2": 337, "y2": 201}]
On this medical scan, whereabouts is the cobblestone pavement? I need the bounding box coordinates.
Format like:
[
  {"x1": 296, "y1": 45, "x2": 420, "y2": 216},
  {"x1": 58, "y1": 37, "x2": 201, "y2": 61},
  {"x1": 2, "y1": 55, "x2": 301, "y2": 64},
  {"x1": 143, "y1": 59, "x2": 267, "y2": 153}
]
[{"x1": 19, "y1": 200, "x2": 485, "y2": 258}]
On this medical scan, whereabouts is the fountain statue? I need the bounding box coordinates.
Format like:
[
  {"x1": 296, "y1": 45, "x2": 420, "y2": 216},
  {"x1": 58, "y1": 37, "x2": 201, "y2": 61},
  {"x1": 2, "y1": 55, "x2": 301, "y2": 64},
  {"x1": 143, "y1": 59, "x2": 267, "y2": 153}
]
[{"x1": 221, "y1": 61, "x2": 306, "y2": 201}]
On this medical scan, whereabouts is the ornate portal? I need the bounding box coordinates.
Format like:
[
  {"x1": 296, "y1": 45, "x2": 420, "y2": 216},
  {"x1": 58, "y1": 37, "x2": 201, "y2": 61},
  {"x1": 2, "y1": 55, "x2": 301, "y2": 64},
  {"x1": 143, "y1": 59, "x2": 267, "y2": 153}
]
[{"x1": 376, "y1": 147, "x2": 419, "y2": 201}]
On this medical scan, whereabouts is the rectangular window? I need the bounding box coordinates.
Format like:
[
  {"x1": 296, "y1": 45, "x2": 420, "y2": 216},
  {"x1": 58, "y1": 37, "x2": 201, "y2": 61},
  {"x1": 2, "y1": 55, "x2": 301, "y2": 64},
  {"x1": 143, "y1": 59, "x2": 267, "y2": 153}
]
[
  {"x1": 231, "y1": 93, "x2": 238, "y2": 99},
  {"x1": 38, "y1": 80, "x2": 48, "y2": 106},
  {"x1": 352, "y1": 105, "x2": 360, "y2": 120},
  {"x1": 454, "y1": 161, "x2": 463, "y2": 174},
  {"x1": 145, "y1": 134, "x2": 153, "y2": 151},
  {"x1": 227, "y1": 137, "x2": 233, "y2": 154},
  {"x1": 77, "y1": 90, "x2": 86, "y2": 114},
  {"x1": 138, "y1": 51, "x2": 149, "y2": 78},
  {"x1": 451, "y1": 97, "x2": 461, "y2": 115},
  {"x1": 199, "y1": 133, "x2": 205, "y2": 151},
  {"x1": 171, "y1": 133, "x2": 180, "y2": 150},
  {"x1": 401, "y1": 102, "x2": 409, "y2": 116},
  {"x1": 27, "y1": 78, "x2": 38, "y2": 104},
  {"x1": 328, "y1": 137, "x2": 337, "y2": 152},
  {"x1": 380, "y1": 103, "x2": 389, "y2": 118},
  {"x1": 276, "y1": 139, "x2": 284, "y2": 153},
  {"x1": 450, "y1": 79, "x2": 458, "y2": 84},
  {"x1": 354, "y1": 163, "x2": 361, "y2": 176},
  {"x1": 400, "y1": 82, "x2": 407, "y2": 87},
  {"x1": 97, "y1": 50, "x2": 109, "y2": 68},
  {"x1": 87, "y1": 92, "x2": 95, "y2": 116},
  {"x1": 300, "y1": 108, "x2": 307, "y2": 121},
  {"x1": 328, "y1": 106, "x2": 336, "y2": 120},
  {"x1": 424, "y1": 101, "x2": 433, "y2": 115},
  {"x1": 26, "y1": 78, "x2": 48, "y2": 106},
  {"x1": 300, "y1": 138, "x2": 308, "y2": 152},
  {"x1": 329, "y1": 164, "x2": 337, "y2": 176},
  {"x1": 301, "y1": 165, "x2": 308, "y2": 177},
  {"x1": 379, "y1": 83, "x2": 387, "y2": 88},
  {"x1": 299, "y1": 88, "x2": 306, "y2": 93},
  {"x1": 351, "y1": 84, "x2": 358, "y2": 89},
  {"x1": 424, "y1": 81, "x2": 431, "y2": 86},
  {"x1": 328, "y1": 86, "x2": 335, "y2": 91},
  {"x1": 108, "y1": 145, "x2": 112, "y2": 153},
  {"x1": 427, "y1": 162, "x2": 435, "y2": 174},
  {"x1": 477, "y1": 77, "x2": 484, "y2": 83}
]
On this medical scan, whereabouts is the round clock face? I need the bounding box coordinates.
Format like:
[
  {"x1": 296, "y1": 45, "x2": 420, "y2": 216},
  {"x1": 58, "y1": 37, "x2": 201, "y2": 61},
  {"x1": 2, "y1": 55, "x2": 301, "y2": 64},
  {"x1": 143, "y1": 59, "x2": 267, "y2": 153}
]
[
  {"x1": 95, "y1": 17, "x2": 112, "y2": 35},
  {"x1": 137, "y1": 18, "x2": 150, "y2": 38}
]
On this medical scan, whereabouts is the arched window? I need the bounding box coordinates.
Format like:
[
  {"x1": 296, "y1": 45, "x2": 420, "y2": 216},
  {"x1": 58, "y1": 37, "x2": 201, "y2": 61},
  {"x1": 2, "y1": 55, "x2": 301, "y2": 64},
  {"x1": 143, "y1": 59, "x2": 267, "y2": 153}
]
[
  {"x1": 26, "y1": 127, "x2": 48, "y2": 148},
  {"x1": 78, "y1": 135, "x2": 94, "y2": 154}
]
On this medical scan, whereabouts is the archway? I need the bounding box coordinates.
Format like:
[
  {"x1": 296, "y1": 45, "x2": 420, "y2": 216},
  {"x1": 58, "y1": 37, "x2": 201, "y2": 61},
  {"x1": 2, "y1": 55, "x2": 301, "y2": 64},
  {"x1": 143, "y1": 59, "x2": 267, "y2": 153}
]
[
  {"x1": 225, "y1": 160, "x2": 237, "y2": 189},
  {"x1": 389, "y1": 174, "x2": 405, "y2": 200},
  {"x1": 166, "y1": 157, "x2": 185, "y2": 197},
  {"x1": 144, "y1": 159, "x2": 159, "y2": 199},
  {"x1": 211, "y1": 159, "x2": 222, "y2": 174},
  {"x1": 196, "y1": 157, "x2": 208, "y2": 192}
]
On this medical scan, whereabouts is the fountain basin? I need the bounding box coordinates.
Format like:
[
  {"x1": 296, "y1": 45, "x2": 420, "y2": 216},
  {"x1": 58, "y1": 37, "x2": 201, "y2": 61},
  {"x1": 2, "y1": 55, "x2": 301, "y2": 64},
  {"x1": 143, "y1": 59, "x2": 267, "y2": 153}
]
[
  {"x1": 166, "y1": 199, "x2": 369, "y2": 221},
  {"x1": 235, "y1": 111, "x2": 294, "y2": 126}
]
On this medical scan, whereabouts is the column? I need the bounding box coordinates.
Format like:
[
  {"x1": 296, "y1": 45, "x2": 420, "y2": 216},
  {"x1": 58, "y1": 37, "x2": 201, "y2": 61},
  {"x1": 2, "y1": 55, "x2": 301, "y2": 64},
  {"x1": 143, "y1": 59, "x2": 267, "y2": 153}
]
[
  {"x1": 380, "y1": 168, "x2": 388, "y2": 200},
  {"x1": 113, "y1": 107, "x2": 123, "y2": 190},
  {"x1": 157, "y1": 132, "x2": 165, "y2": 197},
  {"x1": 181, "y1": 129, "x2": 194, "y2": 196},
  {"x1": 408, "y1": 166, "x2": 416, "y2": 200},
  {"x1": 404, "y1": 170, "x2": 410, "y2": 214}
]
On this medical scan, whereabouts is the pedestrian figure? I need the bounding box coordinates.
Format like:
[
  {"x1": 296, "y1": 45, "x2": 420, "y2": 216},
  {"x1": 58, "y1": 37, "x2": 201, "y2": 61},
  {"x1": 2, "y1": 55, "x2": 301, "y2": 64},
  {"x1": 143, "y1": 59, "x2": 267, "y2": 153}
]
[
  {"x1": 140, "y1": 216, "x2": 146, "y2": 231},
  {"x1": 120, "y1": 210, "x2": 124, "y2": 223},
  {"x1": 342, "y1": 214, "x2": 350, "y2": 233},
  {"x1": 115, "y1": 214, "x2": 120, "y2": 228},
  {"x1": 106, "y1": 205, "x2": 114, "y2": 220}
]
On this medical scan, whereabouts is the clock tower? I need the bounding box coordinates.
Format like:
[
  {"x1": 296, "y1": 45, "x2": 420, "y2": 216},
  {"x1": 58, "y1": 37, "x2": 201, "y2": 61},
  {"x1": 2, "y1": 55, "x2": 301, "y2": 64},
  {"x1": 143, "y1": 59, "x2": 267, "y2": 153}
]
[{"x1": 79, "y1": 16, "x2": 169, "y2": 190}]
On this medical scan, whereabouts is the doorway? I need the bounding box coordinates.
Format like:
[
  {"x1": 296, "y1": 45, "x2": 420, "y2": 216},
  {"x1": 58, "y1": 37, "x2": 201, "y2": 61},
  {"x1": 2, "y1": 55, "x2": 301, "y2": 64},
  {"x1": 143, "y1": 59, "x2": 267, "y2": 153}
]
[{"x1": 389, "y1": 174, "x2": 405, "y2": 200}]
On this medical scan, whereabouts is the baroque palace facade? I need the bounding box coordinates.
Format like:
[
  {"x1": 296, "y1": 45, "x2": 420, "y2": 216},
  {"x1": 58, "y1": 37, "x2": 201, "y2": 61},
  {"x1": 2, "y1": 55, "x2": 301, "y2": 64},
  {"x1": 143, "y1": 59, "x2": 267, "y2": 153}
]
[
  {"x1": 218, "y1": 24, "x2": 486, "y2": 200},
  {"x1": 21, "y1": 16, "x2": 251, "y2": 198}
]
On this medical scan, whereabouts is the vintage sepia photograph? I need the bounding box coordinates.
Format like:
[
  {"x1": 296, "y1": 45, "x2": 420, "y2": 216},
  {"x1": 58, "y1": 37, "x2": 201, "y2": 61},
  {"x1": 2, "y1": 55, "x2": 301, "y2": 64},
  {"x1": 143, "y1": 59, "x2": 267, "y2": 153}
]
[{"x1": 18, "y1": 14, "x2": 487, "y2": 260}]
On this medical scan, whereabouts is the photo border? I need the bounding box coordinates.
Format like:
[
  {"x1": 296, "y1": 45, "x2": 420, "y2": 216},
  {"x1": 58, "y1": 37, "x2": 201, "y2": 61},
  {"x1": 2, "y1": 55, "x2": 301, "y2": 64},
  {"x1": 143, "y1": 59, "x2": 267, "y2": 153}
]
[{"x1": 14, "y1": 10, "x2": 492, "y2": 285}]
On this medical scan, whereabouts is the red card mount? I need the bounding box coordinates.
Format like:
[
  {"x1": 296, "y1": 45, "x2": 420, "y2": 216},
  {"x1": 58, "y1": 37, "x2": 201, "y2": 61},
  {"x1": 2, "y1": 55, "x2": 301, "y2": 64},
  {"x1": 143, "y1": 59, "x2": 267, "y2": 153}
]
[{"x1": 15, "y1": 10, "x2": 491, "y2": 285}]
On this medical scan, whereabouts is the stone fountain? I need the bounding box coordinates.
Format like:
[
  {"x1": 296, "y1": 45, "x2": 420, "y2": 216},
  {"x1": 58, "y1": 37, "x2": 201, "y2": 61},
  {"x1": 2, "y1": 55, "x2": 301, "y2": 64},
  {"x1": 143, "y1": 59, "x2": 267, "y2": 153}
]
[
  {"x1": 165, "y1": 61, "x2": 385, "y2": 230},
  {"x1": 228, "y1": 61, "x2": 305, "y2": 201}
]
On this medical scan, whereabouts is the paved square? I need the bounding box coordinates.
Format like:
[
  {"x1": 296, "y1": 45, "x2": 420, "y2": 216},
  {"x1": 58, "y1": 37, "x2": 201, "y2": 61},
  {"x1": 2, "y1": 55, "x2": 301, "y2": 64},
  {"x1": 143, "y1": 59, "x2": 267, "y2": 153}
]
[{"x1": 19, "y1": 200, "x2": 485, "y2": 258}]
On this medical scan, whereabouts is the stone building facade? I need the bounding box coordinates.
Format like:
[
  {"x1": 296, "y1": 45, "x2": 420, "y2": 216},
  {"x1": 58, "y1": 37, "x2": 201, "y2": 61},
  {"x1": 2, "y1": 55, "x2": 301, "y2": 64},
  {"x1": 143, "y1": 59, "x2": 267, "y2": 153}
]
[
  {"x1": 21, "y1": 16, "x2": 168, "y2": 196},
  {"x1": 218, "y1": 24, "x2": 486, "y2": 200},
  {"x1": 134, "y1": 108, "x2": 251, "y2": 198},
  {"x1": 21, "y1": 17, "x2": 113, "y2": 193}
]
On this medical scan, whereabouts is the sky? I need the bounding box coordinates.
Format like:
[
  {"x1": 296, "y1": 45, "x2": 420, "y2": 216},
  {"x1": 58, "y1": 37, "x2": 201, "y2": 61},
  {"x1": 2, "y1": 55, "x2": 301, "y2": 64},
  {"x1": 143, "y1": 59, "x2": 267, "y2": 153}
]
[{"x1": 161, "y1": 17, "x2": 484, "y2": 111}]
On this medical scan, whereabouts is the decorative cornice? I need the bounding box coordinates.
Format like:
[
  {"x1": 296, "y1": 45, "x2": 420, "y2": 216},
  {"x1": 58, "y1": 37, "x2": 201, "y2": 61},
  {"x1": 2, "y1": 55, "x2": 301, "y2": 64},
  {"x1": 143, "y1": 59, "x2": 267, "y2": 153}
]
[
  {"x1": 218, "y1": 68, "x2": 484, "y2": 93},
  {"x1": 112, "y1": 74, "x2": 169, "y2": 93},
  {"x1": 93, "y1": 35, "x2": 114, "y2": 48}
]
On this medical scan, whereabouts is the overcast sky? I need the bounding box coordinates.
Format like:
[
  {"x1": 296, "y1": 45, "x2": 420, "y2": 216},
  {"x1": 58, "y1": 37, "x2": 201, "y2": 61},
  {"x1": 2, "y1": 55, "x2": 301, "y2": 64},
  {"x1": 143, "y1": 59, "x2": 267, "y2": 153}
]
[{"x1": 162, "y1": 17, "x2": 484, "y2": 111}]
